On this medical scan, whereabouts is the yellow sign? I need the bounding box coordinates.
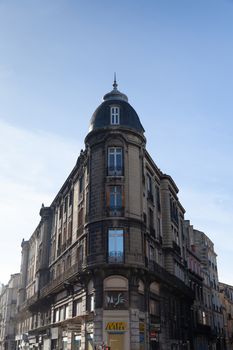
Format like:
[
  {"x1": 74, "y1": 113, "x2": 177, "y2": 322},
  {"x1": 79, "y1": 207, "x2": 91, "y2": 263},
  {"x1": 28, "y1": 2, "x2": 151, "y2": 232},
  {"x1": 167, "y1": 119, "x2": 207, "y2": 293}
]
[
  {"x1": 105, "y1": 322, "x2": 127, "y2": 331},
  {"x1": 139, "y1": 323, "x2": 145, "y2": 332}
]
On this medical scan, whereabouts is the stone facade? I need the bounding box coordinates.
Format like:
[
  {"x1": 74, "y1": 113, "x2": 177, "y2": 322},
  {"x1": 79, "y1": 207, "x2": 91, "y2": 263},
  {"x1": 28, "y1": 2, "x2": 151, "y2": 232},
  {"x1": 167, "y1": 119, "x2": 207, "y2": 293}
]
[
  {"x1": 219, "y1": 283, "x2": 233, "y2": 350},
  {"x1": 4, "y1": 82, "x2": 230, "y2": 350},
  {"x1": 0, "y1": 274, "x2": 20, "y2": 350}
]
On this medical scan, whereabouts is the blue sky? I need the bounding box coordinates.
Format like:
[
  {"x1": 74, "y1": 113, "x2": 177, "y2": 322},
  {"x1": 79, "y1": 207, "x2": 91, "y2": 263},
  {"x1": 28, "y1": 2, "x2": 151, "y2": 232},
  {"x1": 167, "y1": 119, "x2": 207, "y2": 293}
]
[{"x1": 0, "y1": 0, "x2": 232, "y2": 285}]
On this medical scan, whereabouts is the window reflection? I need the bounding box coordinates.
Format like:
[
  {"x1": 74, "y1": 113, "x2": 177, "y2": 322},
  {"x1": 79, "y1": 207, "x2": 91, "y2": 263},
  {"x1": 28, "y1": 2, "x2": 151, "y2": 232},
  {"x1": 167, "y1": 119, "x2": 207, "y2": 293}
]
[{"x1": 108, "y1": 229, "x2": 124, "y2": 263}]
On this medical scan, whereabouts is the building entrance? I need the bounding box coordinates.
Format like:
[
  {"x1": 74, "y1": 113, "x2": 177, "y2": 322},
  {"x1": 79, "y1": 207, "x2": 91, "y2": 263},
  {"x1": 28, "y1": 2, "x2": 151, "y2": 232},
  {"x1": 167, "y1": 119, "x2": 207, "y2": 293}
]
[{"x1": 107, "y1": 333, "x2": 124, "y2": 350}]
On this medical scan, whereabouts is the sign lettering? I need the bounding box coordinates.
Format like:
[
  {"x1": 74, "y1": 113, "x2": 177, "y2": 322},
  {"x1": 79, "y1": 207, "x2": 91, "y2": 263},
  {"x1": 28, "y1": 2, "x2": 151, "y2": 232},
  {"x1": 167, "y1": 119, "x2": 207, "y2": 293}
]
[{"x1": 105, "y1": 322, "x2": 127, "y2": 331}]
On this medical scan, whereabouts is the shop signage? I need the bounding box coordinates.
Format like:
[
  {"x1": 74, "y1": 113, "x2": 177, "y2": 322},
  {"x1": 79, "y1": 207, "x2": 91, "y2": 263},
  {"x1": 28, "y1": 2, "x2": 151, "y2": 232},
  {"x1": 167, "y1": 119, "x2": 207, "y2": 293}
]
[
  {"x1": 150, "y1": 331, "x2": 158, "y2": 342},
  {"x1": 150, "y1": 323, "x2": 161, "y2": 332},
  {"x1": 105, "y1": 291, "x2": 128, "y2": 309},
  {"x1": 139, "y1": 323, "x2": 145, "y2": 332},
  {"x1": 105, "y1": 322, "x2": 127, "y2": 331}
]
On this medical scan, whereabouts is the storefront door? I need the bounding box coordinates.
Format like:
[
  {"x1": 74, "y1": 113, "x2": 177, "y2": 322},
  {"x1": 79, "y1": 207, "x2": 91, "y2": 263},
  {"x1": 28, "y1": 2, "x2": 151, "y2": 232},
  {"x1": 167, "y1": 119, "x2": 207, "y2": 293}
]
[{"x1": 108, "y1": 334, "x2": 124, "y2": 350}]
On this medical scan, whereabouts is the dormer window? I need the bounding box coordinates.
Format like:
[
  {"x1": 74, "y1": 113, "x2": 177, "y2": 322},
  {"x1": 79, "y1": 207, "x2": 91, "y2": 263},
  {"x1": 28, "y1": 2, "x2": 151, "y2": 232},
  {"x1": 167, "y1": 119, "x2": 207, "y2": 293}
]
[{"x1": 110, "y1": 106, "x2": 120, "y2": 125}]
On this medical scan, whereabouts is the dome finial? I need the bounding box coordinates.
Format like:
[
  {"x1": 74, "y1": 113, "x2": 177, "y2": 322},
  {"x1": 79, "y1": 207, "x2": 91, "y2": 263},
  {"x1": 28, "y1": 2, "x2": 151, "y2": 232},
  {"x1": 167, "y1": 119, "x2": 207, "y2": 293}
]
[{"x1": 113, "y1": 72, "x2": 118, "y2": 90}]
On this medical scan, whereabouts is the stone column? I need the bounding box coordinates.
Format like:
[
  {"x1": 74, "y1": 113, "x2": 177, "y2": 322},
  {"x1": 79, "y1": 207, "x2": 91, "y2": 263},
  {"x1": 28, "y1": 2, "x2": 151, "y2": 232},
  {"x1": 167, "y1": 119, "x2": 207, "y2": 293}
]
[{"x1": 129, "y1": 272, "x2": 140, "y2": 350}]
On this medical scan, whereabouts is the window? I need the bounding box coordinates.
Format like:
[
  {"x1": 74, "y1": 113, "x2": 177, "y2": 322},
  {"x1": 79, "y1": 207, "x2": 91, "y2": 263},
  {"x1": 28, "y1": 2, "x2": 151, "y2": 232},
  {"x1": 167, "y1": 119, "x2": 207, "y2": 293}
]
[
  {"x1": 59, "y1": 204, "x2": 63, "y2": 219},
  {"x1": 77, "y1": 245, "x2": 83, "y2": 268},
  {"x1": 73, "y1": 299, "x2": 82, "y2": 316},
  {"x1": 78, "y1": 207, "x2": 83, "y2": 228},
  {"x1": 64, "y1": 196, "x2": 68, "y2": 213},
  {"x1": 69, "y1": 190, "x2": 73, "y2": 207},
  {"x1": 108, "y1": 229, "x2": 124, "y2": 263},
  {"x1": 67, "y1": 220, "x2": 72, "y2": 243},
  {"x1": 110, "y1": 186, "x2": 122, "y2": 210},
  {"x1": 149, "y1": 208, "x2": 154, "y2": 228},
  {"x1": 110, "y1": 106, "x2": 120, "y2": 125},
  {"x1": 147, "y1": 174, "x2": 153, "y2": 202},
  {"x1": 79, "y1": 175, "x2": 83, "y2": 194},
  {"x1": 87, "y1": 294, "x2": 95, "y2": 312},
  {"x1": 149, "y1": 245, "x2": 155, "y2": 261},
  {"x1": 54, "y1": 309, "x2": 59, "y2": 323},
  {"x1": 108, "y1": 147, "x2": 123, "y2": 176},
  {"x1": 156, "y1": 186, "x2": 161, "y2": 211},
  {"x1": 149, "y1": 299, "x2": 160, "y2": 316}
]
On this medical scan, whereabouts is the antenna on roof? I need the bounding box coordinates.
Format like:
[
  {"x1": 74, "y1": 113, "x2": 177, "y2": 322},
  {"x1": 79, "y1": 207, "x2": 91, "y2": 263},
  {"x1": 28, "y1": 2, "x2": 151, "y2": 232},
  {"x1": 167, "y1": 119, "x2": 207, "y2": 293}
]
[{"x1": 113, "y1": 72, "x2": 118, "y2": 90}]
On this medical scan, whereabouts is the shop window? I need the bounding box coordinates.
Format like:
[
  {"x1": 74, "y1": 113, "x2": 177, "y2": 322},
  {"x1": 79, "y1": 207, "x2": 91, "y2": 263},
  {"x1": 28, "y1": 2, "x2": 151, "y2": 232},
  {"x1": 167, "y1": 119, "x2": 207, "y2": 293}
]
[
  {"x1": 86, "y1": 333, "x2": 93, "y2": 350},
  {"x1": 108, "y1": 229, "x2": 124, "y2": 263},
  {"x1": 108, "y1": 147, "x2": 123, "y2": 176},
  {"x1": 62, "y1": 337, "x2": 67, "y2": 350},
  {"x1": 73, "y1": 335, "x2": 81, "y2": 350}
]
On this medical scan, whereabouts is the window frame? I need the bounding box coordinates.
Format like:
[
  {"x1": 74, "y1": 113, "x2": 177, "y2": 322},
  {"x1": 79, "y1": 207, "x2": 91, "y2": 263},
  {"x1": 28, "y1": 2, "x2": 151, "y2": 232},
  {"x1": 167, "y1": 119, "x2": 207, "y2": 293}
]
[
  {"x1": 108, "y1": 228, "x2": 124, "y2": 263},
  {"x1": 108, "y1": 147, "x2": 123, "y2": 176},
  {"x1": 110, "y1": 106, "x2": 120, "y2": 125},
  {"x1": 109, "y1": 186, "x2": 122, "y2": 210}
]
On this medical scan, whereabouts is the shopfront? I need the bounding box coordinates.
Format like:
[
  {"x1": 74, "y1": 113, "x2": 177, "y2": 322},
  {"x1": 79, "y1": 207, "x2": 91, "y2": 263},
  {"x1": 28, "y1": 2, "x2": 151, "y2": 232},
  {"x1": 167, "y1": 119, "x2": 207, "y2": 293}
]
[{"x1": 104, "y1": 319, "x2": 129, "y2": 350}]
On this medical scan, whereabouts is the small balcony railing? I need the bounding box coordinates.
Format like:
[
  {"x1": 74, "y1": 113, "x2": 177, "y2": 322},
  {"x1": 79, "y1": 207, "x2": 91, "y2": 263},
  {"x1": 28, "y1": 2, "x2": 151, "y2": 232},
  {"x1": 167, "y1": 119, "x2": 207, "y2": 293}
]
[
  {"x1": 108, "y1": 251, "x2": 124, "y2": 263},
  {"x1": 107, "y1": 166, "x2": 123, "y2": 176},
  {"x1": 107, "y1": 207, "x2": 124, "y2": 217},
  {"x1": 40, "y1": 259, "x2": 86, "y2": 298}
]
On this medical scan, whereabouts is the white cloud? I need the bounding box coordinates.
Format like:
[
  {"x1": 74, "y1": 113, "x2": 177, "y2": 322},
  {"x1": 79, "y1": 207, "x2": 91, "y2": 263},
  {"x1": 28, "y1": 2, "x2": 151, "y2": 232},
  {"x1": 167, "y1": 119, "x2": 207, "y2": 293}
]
[{"x1": 0, "y1": 119, "x2": 83, "y2": 284}]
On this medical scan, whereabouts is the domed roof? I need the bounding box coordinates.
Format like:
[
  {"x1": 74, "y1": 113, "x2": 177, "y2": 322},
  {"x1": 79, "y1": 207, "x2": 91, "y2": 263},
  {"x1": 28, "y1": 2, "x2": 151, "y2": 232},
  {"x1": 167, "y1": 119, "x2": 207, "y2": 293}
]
[{"x1": 89, "y1": 79, "x2": 145, "y2": 134}]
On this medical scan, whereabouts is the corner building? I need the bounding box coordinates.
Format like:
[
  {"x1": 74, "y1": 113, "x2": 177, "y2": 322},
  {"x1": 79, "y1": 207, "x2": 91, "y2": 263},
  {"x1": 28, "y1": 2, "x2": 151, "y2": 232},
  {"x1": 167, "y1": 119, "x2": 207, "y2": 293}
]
[{"x1": 16, "y1": 82, "x2": 194, "y2": 350}]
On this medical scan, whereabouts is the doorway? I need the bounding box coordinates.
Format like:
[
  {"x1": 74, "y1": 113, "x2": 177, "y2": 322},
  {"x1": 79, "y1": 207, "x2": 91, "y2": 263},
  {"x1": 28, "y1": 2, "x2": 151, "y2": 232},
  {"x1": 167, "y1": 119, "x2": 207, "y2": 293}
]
[{"x1": 107, "y1": 333, "x2": 124, "y2": 350}]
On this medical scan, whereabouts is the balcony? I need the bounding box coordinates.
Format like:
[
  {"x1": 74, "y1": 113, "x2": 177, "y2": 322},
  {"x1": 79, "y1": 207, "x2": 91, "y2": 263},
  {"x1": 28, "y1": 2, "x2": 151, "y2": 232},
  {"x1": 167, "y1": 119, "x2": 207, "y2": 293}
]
[
  {"x1": 19, "y1": 292, "x2": 39, "y2": 311},
  {"x1": 147, "y1": 260, "x2": 194, "y2": 298},
  {"x1": 107, "y1": 166, "x2": 123, "y2": 177},
  {"x1": 108, "y1": 251, "x2": 124, "y2": 263},
  {"x1": 107, "y1": 207, "x2": 124, "y2": 217},
  {"x1": 40, "y1": 260, "x2": 86, "y2": 298},
  {"x1": 173, "y1": 241, "x2": 181, "y2": 255}
]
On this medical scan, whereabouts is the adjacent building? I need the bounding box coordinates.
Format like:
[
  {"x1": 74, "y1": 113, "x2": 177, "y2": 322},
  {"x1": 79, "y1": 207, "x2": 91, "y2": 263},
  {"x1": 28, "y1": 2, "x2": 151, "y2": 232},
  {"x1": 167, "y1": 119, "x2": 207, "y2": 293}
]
[
  {"x1": 0, "y1": 274, "x2": 20, "y2": 350},
  {"x1": 219, "y1": 283, "x2": 233, "y2": 350},
  {"x1": 192, "y1": 229, "x2": 225, "y2": 350}
]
